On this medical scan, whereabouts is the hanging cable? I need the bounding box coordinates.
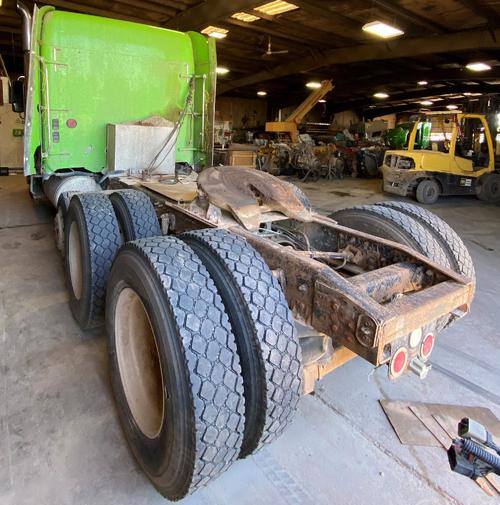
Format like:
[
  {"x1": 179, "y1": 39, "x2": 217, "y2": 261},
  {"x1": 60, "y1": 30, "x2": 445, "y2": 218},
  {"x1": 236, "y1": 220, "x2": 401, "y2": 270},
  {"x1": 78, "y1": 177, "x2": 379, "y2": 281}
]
[{"x1": 146, "y1": 76, "x2": 196, "y2": 177}]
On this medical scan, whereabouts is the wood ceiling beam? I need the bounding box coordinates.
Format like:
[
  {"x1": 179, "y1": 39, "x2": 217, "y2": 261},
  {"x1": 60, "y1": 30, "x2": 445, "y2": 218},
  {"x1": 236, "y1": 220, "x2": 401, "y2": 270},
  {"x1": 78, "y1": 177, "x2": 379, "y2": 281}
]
[
  {"x1": 223, "y1": 17, "x2": 329, "y2": 46},
  {"x1": 218, "y1": 28, "x2": 500, "y2": 94},
  {"x1": 216, "y1": 21, "x2": 314, "y2": 53},
  {"x1": 144, "y1": 0, "x2": 190, "y2": 10},
  {"x1": 0, "y1": 7, "x2": 20, "y2": 20},
  {"x1": 163, "y1": 0, "x2": 263, "y2": 30},
  {"x1": 110, "y1": 0, "x2": 178, "y2": 18},
  {"x1": 291, "y1": 0, "x2": 363, "y2": 33},
  {"x1": 369, "y1": 0, "x2": 448, "y2": 34},
  {"x1": 455, "y1": 0, "x2": 500, "y2": 27},
  {"x1": 0, "y1": 25, "x2": 21, "y2": 34},
  {"x1": 362, "y1": 95, "x2": 492, "y2": 119},
  {"x1": 242, "y1": 8, "x2": 356, "y2": 46},
  {"x1": 40, "y1": 0, "x2": 161, "y2": 25},
  {"x1": 330, "y1": 66, "x2": 500, "y2": 93},
  {"x1": 328, "y1": 83, "x2": 500, "y2": 113}
]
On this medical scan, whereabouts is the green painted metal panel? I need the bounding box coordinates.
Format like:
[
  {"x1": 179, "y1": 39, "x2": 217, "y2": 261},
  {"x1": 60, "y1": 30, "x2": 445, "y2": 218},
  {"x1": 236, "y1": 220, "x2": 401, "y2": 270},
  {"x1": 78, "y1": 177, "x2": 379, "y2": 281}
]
[{"x1": 27, "y1": 7, "x2": 215, "y2": 175}]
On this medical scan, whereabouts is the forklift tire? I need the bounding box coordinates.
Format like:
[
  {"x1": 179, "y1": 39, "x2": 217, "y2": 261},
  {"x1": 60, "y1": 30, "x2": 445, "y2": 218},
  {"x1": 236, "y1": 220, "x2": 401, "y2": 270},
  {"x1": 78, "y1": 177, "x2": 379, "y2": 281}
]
[
  {"x1": 375, "y1": 201, "x2": 475, "y2": 284},
  {"x1": 476, "y1": 173, "x2": 500, "y2": 203},
  {"x1": 181, "y1": 229, "x2": 302, "y2": 458},
  {"x1": 416, "y1": 179, "x2": 440, "y2": 204},
  {"x1": 106, "y1": 236, "x2": 245, "y2": 500},
  {"x1": 65, "y1": 192, "x2": 121, "y2": 330},
  {"x1": 329, "y1": 204, "x2": 450, "y2": 268},
  {"x1": 109, "y1": 189, "x2": 161, "y2": 242}
]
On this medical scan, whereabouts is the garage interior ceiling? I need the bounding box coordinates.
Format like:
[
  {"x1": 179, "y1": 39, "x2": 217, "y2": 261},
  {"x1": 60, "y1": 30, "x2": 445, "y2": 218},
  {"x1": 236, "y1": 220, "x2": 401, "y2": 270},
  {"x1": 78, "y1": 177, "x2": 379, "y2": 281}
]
[{"x1": 1, "y1": 0, "x2": 499, "y2": 115}]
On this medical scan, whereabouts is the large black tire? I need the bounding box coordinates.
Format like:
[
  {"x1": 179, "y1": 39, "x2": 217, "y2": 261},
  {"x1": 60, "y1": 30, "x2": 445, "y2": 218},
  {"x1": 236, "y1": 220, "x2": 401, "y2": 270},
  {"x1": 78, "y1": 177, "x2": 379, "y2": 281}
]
[
  {"x1": 477, "y1": 173, "x2": 500, "y2": 203},
  {"x1": 109, "y1": 189, "x2": 161, "y2": 241},
  {"x1": 416, "y1": 179, "x2": 440, "y2": 204},
  {"x1": 181, "y1": 229, "x2": 302, "y2": 457},
  {"x1": 375, "y1": 201, "x2": 475, "y2": 283},
  {"x1": 65, "y1": 192, "x2": 121, "y2": 329},
  {"x1": 283, "y1": 181, "x2": 312, "y2": 210},
  {"x1": 106, "y1": 236, "x2": 245, "y2": 500},
  {"x1": 329, "y1": 205, "x2": 450, "y2": 268},
  {"x1": 54, "y1": 193, "x2": 70, "y2": 256}
]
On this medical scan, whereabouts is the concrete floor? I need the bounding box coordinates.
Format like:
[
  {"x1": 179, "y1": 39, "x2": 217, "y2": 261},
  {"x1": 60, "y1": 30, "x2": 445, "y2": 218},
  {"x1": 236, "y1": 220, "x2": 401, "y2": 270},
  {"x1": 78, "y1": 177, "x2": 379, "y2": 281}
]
[{"x1": 0, "y1": 174, "x2": 499, "y2": 505}]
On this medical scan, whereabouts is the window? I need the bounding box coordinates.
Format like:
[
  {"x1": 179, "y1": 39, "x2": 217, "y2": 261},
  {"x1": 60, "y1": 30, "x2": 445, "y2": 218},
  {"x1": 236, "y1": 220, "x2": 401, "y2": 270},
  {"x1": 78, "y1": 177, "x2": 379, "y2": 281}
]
[{"x1": 456, "y1": 117, "x2": 489, "y2": 168}]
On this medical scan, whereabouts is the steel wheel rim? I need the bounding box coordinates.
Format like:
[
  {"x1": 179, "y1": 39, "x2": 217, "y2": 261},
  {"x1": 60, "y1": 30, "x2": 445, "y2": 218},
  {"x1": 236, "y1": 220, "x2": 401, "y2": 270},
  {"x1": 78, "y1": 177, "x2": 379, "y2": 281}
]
[
  {"x1": 68, "y1": 221, "x2": 83, "y2": 300},
  {"x1": 115, "y1": 287, "x2": 165, "y2": 439}
]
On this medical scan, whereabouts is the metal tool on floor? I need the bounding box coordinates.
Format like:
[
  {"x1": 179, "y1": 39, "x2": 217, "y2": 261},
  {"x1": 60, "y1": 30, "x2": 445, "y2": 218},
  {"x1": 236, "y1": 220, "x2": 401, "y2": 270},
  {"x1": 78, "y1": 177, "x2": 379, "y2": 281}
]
[{"x1": 449, "y1": 418, "x2": 500, "y2": 481}]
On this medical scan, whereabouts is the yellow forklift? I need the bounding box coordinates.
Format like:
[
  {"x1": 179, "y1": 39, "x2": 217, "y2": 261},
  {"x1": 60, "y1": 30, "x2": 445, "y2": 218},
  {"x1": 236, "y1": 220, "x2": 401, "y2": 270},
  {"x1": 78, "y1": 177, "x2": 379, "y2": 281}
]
[{"x1": 382, "y1": 112, "x2": 499, "y2": 203}]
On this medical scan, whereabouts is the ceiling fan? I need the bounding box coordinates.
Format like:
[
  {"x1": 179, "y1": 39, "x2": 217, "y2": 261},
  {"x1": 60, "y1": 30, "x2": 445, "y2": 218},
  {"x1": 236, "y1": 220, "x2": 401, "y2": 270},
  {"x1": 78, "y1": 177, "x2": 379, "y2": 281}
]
[{"x1": 262, "y1": 37, "x2": 289, "y2": 57}]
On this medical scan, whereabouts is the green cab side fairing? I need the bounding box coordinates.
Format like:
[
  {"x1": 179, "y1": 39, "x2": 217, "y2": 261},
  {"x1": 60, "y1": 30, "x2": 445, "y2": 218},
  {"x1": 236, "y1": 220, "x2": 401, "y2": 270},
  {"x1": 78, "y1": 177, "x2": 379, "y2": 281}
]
[{"x1": 25, "y1": 6, "x2": 216, "y2": 175}]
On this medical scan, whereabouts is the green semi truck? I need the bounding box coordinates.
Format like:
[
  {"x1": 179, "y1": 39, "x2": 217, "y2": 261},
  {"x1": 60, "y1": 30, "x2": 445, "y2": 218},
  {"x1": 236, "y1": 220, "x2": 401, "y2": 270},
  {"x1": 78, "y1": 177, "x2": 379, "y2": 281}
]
[{"x1": 16, "y1": 2, "x2": 475, "y2": 500}]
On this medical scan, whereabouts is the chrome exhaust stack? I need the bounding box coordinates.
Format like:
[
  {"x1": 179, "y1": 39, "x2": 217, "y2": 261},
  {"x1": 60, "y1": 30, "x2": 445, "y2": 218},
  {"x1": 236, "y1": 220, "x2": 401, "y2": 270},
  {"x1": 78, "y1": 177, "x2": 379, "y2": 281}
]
[
  {"x1": 17, "y1": 1, "x2": 32, "y2": 78},
  {"x1": 17, "y1": 1, "x2": 32, "y2": 53}
]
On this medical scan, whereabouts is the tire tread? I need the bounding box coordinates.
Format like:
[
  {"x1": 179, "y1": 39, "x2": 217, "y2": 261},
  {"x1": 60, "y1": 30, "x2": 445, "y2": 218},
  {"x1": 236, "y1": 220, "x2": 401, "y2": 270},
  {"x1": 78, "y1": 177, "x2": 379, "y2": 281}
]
[
  {"x1": 181, "y1": 229, "x2": 302, "y2": 455},
  {"x1": 110, "y1": 189, "x2": 161, "y2": 240},
  {"x1": 122, "y1": 236, "x2": 245, "y2": 497},
  {"x1": 375, "y1": 201, "x2": 475, "y2": 281}
]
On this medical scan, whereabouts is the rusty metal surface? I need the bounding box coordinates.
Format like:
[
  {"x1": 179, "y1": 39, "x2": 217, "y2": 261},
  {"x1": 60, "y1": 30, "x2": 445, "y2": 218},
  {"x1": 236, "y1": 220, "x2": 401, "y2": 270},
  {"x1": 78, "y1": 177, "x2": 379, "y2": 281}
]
[
  {"x1": 109, "y1": 177, "x2": 474, "y2": 370},
  {"x1": 302, "y1": 346, "x2": 357, "y2": 395},
  {"x1": 197, "y1": 166, "x2": 312, "y2": 230},
  {"x1": 234, "y1": 222, "x2": 473, "y2": 366},
  {"x1": 350, "y1": 262, "x2": 428, "y2": 303}
]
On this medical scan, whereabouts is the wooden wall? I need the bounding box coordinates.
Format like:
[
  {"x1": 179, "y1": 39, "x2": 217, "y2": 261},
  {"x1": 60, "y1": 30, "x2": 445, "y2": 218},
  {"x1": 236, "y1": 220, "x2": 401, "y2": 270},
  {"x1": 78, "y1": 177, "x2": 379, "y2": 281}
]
[{"x1": 215, "y1": 96, "x2": 267, "y2": 129}]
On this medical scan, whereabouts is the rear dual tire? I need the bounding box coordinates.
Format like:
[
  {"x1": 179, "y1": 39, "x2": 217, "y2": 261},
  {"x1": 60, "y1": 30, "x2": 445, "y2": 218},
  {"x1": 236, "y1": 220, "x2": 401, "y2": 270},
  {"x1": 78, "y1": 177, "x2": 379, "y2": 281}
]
[
  {"x1": 374, "y1": 201, "x2": 475, "y2": 284},
  {"x1": 106, "y1": 230, "x2": 302, "y2": 498},
  {"x1": 64, "y1": 189, "x2": 160, "y2": 330},
  {"x1": 106, "y1": 237, "x2": 246, "y2": 500},
  {"x1": 330, "y1": 203, "x2": 475, "y2": 328},
  {"x1": 65, "y1": 192, "x2": 122, "y2": 329},
  {"x1": 181, "y1": 229, "x2": 302, "y2": 457},
  {"x1": 109, "y1": 189, "x2": 161, "y2": 241},
  {"x1": 330, "y1": 204, "x2": 451, "y2": 268}
]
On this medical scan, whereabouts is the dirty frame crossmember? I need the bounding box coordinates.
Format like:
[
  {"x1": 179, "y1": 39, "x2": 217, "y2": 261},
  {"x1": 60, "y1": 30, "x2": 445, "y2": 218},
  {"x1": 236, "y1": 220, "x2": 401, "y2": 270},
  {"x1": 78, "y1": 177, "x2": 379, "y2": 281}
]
[{"x1": 113, "y1": 180, "x2": 473, "y2": 369}]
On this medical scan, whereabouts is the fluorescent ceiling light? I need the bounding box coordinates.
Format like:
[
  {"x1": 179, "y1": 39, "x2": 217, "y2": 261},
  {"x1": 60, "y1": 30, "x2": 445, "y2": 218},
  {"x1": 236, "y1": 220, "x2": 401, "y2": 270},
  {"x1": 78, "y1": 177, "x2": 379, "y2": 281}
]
[
  {"x1": 318, "y1": 99, "x2": 326, "y2": 103},
  {"x1": 446, "y1": 104, "x2": 458, "y2": 110},
  {"x1": 257, "y1": 90, "x2": 267, "y2": 96},
  {"x1": 466, "y1": 62, "x2": 491, "y2": 71},
  {"x1": 255, "y1": 1, "x2": 299, "y2": 15},
  {"x1": 417, "y1": 80, "x2": 428, "y2": 85},
  {"x1": 420, "y1": 100, "x2": 433, "y2": 105},
  {"x1": 232, "y1": 12, "x2": 260, "y2": 22},
  {"x1": 216, "y1": 66, "x2": 230, "y2": 75},
  {"x1": 373, "y1": 92, "x2": 389, "y2": 98},
  {"x1": 306, "y1": 81, "x2": 322, "y2": 89},
  {"x1": 362, "y1": 21, "x2": 404, "y2": 39},
  {"x1": 201, "y1": 26, "x2": 228, "y2": 39}
]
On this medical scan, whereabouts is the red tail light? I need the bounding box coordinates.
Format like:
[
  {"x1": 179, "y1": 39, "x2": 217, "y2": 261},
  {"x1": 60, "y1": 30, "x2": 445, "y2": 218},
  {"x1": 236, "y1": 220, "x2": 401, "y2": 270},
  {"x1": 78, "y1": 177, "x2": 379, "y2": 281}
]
[
  {"x1": 420, "y1": 333, "x2": 435, "y2": 360},
  {"x1": 390, "y1": 347, "x2": 408, "y2": 377}
]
